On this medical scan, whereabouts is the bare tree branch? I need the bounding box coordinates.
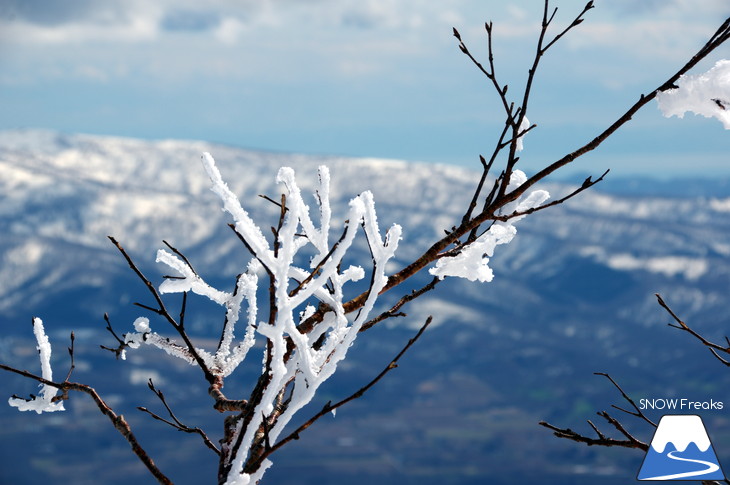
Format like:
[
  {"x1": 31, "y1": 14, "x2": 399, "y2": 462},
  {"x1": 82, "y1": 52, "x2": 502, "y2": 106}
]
[
  {"x1": 139, "y1": 379, "x2": 221, "y2": 455},
  {"x1": 594, "y1": 372, "x2": 656, "y2": 428},
  {"x1": 540, "y1": 411, "x2": 648, "y2": 450},
  {"x1": 361, "y1": 277, "x2": 440, "y2": 331},
  {"x1": 109, "y1": 236, "x2": 217, "y2": 383},
  {"x1": 297, "y1": 13, "x2": 730, "y2": 339},
  {"x1": 100, "y1": 312, "x2": 129, "y2": 359},
  {"x1": 163, "y1": 240, "x2": 198, "y2": 276},
  {"x1": 64, "y1": 332, "x2": 76, "y2": 382},
  {"x1": 492, "y1": 169, "x2": 610, "y2": 222},
  {"x1": 510, "y1": 15, "x2": 730, "y2": 206},
  {"x1": 657, "y1": 294, "x2": 730, "y2": 367},
  {"x1": 539, "y1": 373, "x2": 651, "y2": 451},
  {"x1": 0, "y1": 363, "x2": 172, "y2": 484}
]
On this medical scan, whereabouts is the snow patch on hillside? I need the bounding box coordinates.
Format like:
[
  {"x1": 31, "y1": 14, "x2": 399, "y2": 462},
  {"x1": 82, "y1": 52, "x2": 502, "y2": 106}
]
[{"x1": 579, "y1": 247, "x2": 708, "y2": 281}]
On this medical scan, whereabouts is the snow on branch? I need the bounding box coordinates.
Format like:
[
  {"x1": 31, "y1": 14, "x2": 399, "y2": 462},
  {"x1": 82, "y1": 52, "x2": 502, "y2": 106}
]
[
  {"x1": 429, "y1": 169, "x2": 549, "y2": 282},
  {"x1": 657, "y1": 59, "x2": 730, "y2": 129},
  {"x1": 111, "y1": 153, "x2": 402, "y2": 484},
  {"x1": 8, "y1": 318, "x2": 65, "y2": 414},
  {"x1": 516, "y1": 116, "x2": 531, "y2": 152},
  {"x1": 222, "y1": 157, "x2": 402, "y2": 484}
]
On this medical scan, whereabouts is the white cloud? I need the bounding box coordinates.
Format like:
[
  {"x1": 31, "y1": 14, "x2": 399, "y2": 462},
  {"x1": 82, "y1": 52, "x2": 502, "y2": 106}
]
[
  {"x1": 0, "y1": 11, "x2": 161, "y2": 45},
  {"x1": 215, "y1": 16, "x2": 246, "y2": 45},
  {"x1": 0, "y1": 0, "x2": 727, "y2": 170}
]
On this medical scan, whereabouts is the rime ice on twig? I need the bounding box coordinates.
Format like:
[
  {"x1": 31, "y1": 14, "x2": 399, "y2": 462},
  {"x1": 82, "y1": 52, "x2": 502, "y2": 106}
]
[
  {"x1": 429, "y1": 169, "x2": 549, "y2": 282},
  {"x1": 515, "y1": 116, "x2": 531, "y2": 152},
  {"x1": 115, "y1": 153, "x2": 401, "y2": 484},
  {"x1": 222, "y1": 157, "x2": 401, "y2": 485},
  {"x1": 8, "y1": 318, "x2": 65, "y2": 414},
  {"x1": 657, "y1": 59, "x2": 730, "y2": 129}
]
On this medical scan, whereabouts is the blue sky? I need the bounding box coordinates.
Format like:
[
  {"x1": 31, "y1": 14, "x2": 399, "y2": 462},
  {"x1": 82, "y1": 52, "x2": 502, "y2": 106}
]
[{"x1": 0, "y1": 0, "x2": 728, "y2": 178}]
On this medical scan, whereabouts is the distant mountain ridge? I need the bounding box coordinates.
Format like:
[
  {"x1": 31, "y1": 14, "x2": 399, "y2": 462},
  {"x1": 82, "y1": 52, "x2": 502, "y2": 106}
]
[{"x1": 2, "y1": 128, "x2": 729, "y2": 356}]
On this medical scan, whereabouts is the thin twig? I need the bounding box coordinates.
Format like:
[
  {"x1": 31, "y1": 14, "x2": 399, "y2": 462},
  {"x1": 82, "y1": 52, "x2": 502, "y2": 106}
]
[
  {"x1": 492, "y1": 169, "x2": 609, "y2": 222},
  {"x1": 595, "y1": 372, "x2": 656, "y2": 428},
  {"x1": 163, "y1": 240, "x2": 198, "y2": 276},
  {"x1": 361, "y1": 277, "x2": 441, "y2": 331},
  {"x1": 108, "y1": 236, "x2": 216, "y2": 383},
  {"x1": 227, "y1": 224, "x2": 273, "y2": 276},
  {"x1": 289, "y1": 225, "x2": 349, "y2": 298},
  {"x1": 657, "y1": 294, "x2": 730, "y2": 366},
  {"x1": 64, "y1": 332, "x2": 76, "y2": 382},
  {"x1": 258, "y1": 194, "x2": 289, "y2": 212},
  {"x1": 539, "y1": 418, "x2": 648, "y2": 450},
  {"x1": 539, "y1": 372, "x2": 653, "y2": 452},
  {"x1": 139, "y1": 379, "x2": 220, "y2": 455},
  {"x1": 100, "y1": 312, "x2": 129, "y2": 359},
  {"x1": 461, "y1": 122, "x2": 510, "y2": 227}
]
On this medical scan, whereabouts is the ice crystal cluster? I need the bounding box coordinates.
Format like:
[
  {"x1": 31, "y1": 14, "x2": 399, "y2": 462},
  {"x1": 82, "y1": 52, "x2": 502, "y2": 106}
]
[
  {"x1": 148, "y1": 154, "x2": 402, "y2": 483},
  {"x1": 8, "y1": 318, "x2": 65, "y2": 414},
  {"x1": 657, "y1": 59, "x2": 730, "y2": 129}
]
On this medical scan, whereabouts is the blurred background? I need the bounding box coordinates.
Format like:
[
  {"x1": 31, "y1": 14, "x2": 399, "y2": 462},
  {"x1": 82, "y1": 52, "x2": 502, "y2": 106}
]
[
  {"x1": 0, "y1": 1, "x2": 729, "y2": 484},
  {"x1": 0, "y1": 0, "x2": 728, "y2": 176}
]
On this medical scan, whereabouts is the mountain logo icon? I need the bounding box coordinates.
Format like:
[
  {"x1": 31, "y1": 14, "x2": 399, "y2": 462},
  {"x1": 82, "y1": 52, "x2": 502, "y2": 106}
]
[{"x1": 637, "y1": 415, "x2": 725, "y2": 481}]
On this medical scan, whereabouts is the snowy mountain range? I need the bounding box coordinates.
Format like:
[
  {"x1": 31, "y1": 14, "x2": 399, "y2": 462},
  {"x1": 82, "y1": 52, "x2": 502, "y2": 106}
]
[{"x1": 0, "y1": 130, "x2": 728, "y2": 485}]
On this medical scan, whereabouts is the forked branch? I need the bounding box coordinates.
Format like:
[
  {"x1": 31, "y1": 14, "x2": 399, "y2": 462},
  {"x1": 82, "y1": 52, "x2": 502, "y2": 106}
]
[
  {"x1": 539, "y1": 373, "x2": 651, "y2": 450},
  {"x1": 109, "y1": 236, "x2": 217, "y2": 383},
  {"x1": 657, "y1": 294, "x2": 730, "y2": 367},
  {"x1": 297, "y1": 10, "x2": 730, "y2": 336},
  {"x1": 138, "y1": 379, "x2": 221, "y2": 455}
]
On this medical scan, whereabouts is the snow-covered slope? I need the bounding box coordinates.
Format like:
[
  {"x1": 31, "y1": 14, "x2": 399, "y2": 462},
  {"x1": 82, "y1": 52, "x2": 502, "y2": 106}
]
[
  {"x1": 1, "y1": 130, "x2": 729, "y2": 484},
  {"x1": 0, "y1": 130, "x2": 478, "y2": 318},
  {"x1": 2, "y1": 128, "x2": 730, "y2": 367},
  {"x1": 1, "y1": 128, "x2": 729, "y2": 343}
]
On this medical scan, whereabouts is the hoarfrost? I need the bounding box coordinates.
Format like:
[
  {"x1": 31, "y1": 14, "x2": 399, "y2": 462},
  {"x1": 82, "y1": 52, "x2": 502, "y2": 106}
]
[
  {"x1": 8, "y1": 318, "x2": 65, "y2": 414},
  {"x1": 429, "y1": 169, "x2": 549, "y2": 282},
  {"x1": 107, "y1": 152, "x2": 401, "y2": 484},
  {"x1": 516, "y1": 116, "x2": 531, "y2": 151},
  {"x1": 656, "y1": 59, "x2": 730, "y2": 129}
]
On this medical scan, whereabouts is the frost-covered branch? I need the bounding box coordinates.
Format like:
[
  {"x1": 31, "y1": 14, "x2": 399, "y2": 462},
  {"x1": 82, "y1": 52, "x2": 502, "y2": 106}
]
[
  {"x1": 1, "y1": 321, "x2": 172, "y2": 484},
  {"x1": 101, "y1": 154, "x2": 403, "y2": 483},
  {"x1": 248, "y1": 315, "x2": 434, "y2": 472},
  {"x1": 429, "y1": 170, "x2": 550, "y2": 282},
  {"x1": 7, "y1": 318, "x2": 65, "y2": 414},
  {"x1": 657, "y1": 59, "x2": 730, "y2": 129},
  {"x1": 109, "y1": 236, "x2": 217, "y2": 382},
  {"x1": 213, "y1": 159, "x2": 402, "y2": 483}
]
